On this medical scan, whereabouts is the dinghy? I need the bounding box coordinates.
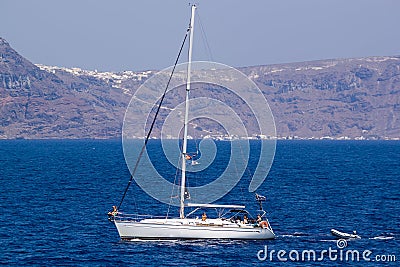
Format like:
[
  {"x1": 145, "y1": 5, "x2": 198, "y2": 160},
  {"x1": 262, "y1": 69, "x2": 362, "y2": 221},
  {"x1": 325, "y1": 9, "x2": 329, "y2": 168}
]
[{"x1": 331, "y1": 229, "x2": 361, "y2": 239}]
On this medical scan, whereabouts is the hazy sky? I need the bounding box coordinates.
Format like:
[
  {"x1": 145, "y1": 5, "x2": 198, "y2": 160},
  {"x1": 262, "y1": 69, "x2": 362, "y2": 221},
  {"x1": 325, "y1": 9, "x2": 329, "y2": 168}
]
[{"x1": 2, "y1": 0, "x2": 399, "y2": 72}]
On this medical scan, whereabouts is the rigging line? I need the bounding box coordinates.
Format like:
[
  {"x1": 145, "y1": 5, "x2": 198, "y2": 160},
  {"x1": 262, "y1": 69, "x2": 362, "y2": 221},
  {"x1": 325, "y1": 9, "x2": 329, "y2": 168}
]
[
  {"x1": 117, "y1": 27, "x2": 190, "y2": 210},
  {"x1": 193, "y1": 128, "x2": 200, "y2": 155},
  {"x1": 230, "y1": 138, "x2": 253, "y2": 207},
  {"x1": 165, "y1": 154, "x2": 181, "y2": 219},
  {"x1": 197, "y1": 10, "x2": 214, "y2": 62},
  {"x1": 130, "y1": 95, "x2": 176, "y2": 111},
  {"x1": 238, "y1": 139, "x2": 263, "y2": 211}
]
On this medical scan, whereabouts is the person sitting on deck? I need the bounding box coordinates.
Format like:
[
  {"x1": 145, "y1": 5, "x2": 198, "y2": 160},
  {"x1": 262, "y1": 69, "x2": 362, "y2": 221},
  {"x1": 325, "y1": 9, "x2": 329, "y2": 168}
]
[
  {"x1": 201, "y1": 212, "x2": 207, "y2": 221},
  {"x1": 243, "y1": 215, "x2": 248, "y2": 224},
  {"x1": 256, "y1": 214, "x2": 262, "y2": 223},
  {"x1": 108, "y1": 206, "x2": 118, "y2": 217},
  {"x1": 235, "y1": 216, "x2": 241, "y2": 224}
]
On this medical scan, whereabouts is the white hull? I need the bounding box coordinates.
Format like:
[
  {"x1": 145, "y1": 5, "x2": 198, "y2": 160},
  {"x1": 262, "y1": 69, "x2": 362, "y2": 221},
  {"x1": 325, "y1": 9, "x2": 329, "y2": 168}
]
[
  {"x1": 331, "y1": 229, "x2": 361, "y2": 239},
  {"x1": 114, "y1": 218, "x2": 275, "y2": 240},
  {"x1": 111, "y1": 5, "x2": 277, "y2": 242}
]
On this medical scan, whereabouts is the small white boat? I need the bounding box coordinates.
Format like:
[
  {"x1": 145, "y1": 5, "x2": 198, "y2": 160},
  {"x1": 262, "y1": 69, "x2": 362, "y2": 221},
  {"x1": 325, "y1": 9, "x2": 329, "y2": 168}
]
[{"x1": 331, "y1": 229, "x2": 361, "y2": 239}]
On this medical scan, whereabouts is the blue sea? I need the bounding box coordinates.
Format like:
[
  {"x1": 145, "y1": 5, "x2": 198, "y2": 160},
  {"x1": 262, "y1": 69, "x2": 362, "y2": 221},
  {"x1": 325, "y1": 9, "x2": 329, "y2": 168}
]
[{"x1": 0, "y1": 140, "x2": 398, "y2": 266}]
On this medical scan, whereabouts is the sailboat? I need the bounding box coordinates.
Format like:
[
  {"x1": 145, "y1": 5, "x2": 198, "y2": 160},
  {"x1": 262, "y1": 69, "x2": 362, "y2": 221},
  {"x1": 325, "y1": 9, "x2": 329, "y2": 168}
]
[{"x1": 110, "y1": 5, "x2": 275, "y2": 240}]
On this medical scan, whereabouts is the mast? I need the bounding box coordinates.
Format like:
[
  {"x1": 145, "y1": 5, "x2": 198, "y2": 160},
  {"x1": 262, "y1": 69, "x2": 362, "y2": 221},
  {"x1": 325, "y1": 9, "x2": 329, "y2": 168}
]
[{"x1": 180, "y1": 4, "x2": 196, "y2": 219}]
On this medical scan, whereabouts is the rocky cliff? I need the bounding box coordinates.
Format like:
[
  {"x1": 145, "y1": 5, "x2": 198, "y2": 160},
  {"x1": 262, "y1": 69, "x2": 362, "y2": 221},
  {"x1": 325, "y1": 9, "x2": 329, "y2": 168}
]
[
  {"x1": 1, "y1": 37, "x2": 399, "y2": 139},
  {"x1": 242, "y1": 57, "x2": 400, "y2": 139},
  {"x1": 0, "y1": 37, "x2": 130, "y2": 139}
]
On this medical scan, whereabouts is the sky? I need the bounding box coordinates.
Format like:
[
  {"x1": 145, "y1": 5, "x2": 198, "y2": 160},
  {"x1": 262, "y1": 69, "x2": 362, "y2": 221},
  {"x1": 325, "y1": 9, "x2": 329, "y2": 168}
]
[{"x1": 1, "y1": 0, "x2": 399, "y2": 72}]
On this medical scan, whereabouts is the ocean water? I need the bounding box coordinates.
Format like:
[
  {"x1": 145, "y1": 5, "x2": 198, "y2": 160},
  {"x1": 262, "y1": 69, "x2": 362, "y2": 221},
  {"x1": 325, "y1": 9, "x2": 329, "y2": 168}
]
[{"x1": 0, "y1": 140, "x2": 398, "y2": 266}]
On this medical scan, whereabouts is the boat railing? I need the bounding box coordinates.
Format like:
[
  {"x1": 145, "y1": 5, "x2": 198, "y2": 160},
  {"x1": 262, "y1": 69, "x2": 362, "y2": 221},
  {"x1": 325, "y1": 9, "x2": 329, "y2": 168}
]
[{"x1": 112, "y1": 213, "x2": 167, "y2": 222}]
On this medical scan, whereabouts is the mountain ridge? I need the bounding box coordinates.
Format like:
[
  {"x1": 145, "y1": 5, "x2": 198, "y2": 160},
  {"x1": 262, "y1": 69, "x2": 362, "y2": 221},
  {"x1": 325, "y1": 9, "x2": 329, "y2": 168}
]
[{"x1": 1, "y1": 37, "x2": 399, "y2": 139}]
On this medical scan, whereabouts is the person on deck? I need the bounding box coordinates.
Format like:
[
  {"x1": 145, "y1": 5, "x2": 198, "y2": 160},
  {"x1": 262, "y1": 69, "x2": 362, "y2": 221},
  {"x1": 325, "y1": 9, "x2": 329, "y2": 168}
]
[
  {"x1": 201, "y1": 212, "x2": 207, "y2": 221},
  {"x1": 108, "y1": 206, "x2": 118, "y2": 216},
  {"x1": 235, "y1": 216, "x2": 241, "y2": 224},
  {"x1": 243, "y1": 215, "x2": 248, "y2": 224}
]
